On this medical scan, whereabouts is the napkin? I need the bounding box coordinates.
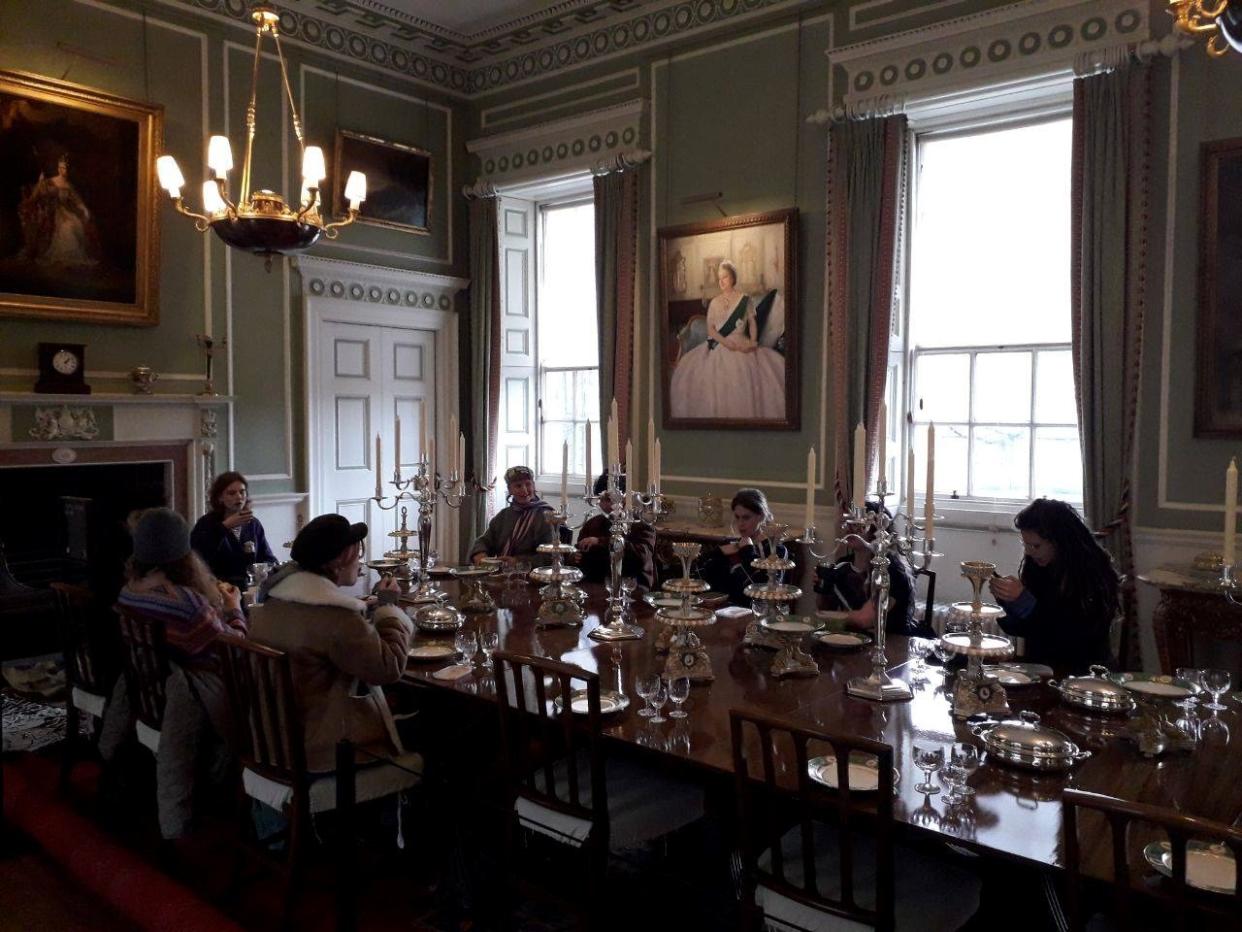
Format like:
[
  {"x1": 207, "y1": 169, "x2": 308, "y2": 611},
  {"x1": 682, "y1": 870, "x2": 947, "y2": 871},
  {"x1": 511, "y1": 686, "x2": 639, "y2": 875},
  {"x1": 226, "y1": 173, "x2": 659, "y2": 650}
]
[
  {"x1": 716, "y1": 606, "x2": 753, "y2": 620},
  {"x1": 432, "y1": 665, "x2": 475, "y2": 682}
]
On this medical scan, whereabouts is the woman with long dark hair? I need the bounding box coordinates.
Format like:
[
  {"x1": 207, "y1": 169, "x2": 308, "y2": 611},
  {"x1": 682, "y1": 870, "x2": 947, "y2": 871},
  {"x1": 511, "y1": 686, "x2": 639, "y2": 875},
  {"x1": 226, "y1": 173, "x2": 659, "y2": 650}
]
[
  {"x1": 988, "y1": 498, "x2": 1119, "y2": 673},
  {"x1": 700, "y1": 488, "x2": 788, "y2": 607},
  {"x1": 191, "y1": 471, "x2": 275, "y2": 587}
]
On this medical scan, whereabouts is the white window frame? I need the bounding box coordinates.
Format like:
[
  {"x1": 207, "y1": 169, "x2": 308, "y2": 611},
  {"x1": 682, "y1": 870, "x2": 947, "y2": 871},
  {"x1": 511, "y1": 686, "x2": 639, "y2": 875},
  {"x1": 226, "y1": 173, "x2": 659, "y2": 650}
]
[
  {"x1": 899, "y1": 85, "x2": 1079, "y2": 524},
  {"x1": 532, "y1": 190, "x2": 599, "y2": 492}
]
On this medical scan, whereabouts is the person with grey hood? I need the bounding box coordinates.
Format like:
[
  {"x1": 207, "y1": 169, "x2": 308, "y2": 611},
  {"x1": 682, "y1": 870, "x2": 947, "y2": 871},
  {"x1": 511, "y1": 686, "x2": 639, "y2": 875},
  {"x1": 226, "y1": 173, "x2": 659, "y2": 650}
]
[{"x1": 249, "y1": 514, "x2": 414, "y2": 773}]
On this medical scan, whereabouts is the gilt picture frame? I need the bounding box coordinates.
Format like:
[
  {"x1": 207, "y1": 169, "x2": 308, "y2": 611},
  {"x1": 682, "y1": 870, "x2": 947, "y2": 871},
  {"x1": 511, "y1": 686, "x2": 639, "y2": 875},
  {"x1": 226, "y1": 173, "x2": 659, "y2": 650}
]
[
  {"x1": 0, "y1": 70, "x2": 162, "y2": 326},
  {"x1": 1196, "y1": 137, "x2": 1242, "y2": 437},
  {"x1": 333, "y1": 129, "x2": 431, "y2": 236},
  {"x1": 658, "y1": 208, "x2": 798, "y2": 431}
]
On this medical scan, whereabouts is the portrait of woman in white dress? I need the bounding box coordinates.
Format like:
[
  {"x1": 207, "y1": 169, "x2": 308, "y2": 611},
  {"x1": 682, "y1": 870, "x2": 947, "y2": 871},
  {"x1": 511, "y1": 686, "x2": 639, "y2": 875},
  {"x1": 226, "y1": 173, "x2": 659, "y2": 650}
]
[{"x1": 669, "y1": 260, "x2": 786, "y2": 420}]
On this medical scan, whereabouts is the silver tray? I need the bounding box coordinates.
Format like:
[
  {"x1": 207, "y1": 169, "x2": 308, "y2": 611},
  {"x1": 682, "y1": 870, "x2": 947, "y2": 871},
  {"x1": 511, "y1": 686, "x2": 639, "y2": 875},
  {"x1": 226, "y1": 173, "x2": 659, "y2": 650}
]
[{"x1": 552, "y1": 689, "x2": 630, "y2": 716}]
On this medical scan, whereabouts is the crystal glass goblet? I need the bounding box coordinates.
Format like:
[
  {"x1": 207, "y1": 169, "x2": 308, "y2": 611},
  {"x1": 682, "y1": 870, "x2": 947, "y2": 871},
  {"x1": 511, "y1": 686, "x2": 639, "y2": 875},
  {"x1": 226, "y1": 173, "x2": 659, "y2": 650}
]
[
  {"x1": 912, "y1": 742, "x2": 944, "y2": 795},
  {"x1": 1175, "y1": 667, "x2": 1203, "y2": 712},
  {"x1": 480, "y1": 631, "x2": 499, "y2": 669},
  {"x1": 454, "y1": 630, "x2": 478, "y2": 668},
  {"x1": 909, "y1": 638, "x2": 931, "y2": 677},
  {"x1": 947, "y1": 742, "x2": 979, "y2": 801},
  {"x1": 649, "y1": 679, "x2": 669, "y2": 724},
  {"x1": 668, "y1": 676, "x2": 690, "y2": 719},
  {"x1": 635, "y1": 674, "x2": 658, "y2": 718},
  {"x1": 1203, "y1": 669, "x2": 1232, "y2": 712}
]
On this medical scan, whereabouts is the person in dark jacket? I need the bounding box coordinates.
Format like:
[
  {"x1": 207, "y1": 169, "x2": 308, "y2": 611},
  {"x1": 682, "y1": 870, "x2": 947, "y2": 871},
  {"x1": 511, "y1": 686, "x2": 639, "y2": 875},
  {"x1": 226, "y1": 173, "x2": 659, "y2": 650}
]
[
  {"x1": 573, "y1": 472, "x2": 656, "y2": 591},
  {"x1": 988, "y1": 498, "x2": 1118, "y2": 674},
  {"x1": 700, "y1": 488, "x2": 787, "y2": 607},
  {"x1": 190, "y1": 471, "x2": 275, "y2": 588},
  {"x1": 814, "y1": 501, "x2": 930, "y2": 637}
]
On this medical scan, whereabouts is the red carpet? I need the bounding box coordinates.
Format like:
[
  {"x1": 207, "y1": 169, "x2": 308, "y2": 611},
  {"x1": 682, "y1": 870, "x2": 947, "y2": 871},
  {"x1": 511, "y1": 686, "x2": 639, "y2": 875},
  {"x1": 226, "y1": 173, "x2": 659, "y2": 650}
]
[{"x1": 3, "y1": 754, "x2": 243, "y2": 932}]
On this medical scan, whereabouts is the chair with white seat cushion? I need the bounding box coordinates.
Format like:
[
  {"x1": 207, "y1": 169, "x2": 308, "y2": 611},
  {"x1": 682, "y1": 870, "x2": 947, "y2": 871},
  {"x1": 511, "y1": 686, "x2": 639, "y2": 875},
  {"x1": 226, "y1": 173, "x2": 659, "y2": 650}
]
[
  {"x1": 116, "y1": 609, "x2": 168, "y2": 757},
  {"x1": 53, "y1": 581, "x2": 118, "y2": 789},
  {"x1": 730, "y1": 709, "x2": 980, "y2": 932},
  {"x1": 493, "y1": 650, "x2": 704, "y2": 921},
  {"x1": 218, "y1": 637, "x2": 421, "y2": 929}
]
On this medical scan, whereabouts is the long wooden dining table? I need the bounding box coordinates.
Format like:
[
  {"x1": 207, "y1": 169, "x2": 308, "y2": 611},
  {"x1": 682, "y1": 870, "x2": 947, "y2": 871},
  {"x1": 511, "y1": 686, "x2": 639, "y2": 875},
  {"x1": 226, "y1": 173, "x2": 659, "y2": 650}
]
[{"x1": 397, "y1": 578, "x2": 1242, "y2": 889}]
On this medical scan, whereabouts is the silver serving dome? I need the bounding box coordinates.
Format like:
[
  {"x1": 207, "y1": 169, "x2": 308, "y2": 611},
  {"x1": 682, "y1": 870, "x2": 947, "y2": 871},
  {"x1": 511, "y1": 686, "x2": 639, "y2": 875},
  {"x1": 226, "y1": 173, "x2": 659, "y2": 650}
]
[
  {"x1": 1050, "y1": 665, "x2": 1135, "y2": 713},
  {"x1": 415, "y1": 601, "x2": 463, "y2": 632},
  {"x1": 974, "y1": 711, "x2": 1089, "y2": 771}
]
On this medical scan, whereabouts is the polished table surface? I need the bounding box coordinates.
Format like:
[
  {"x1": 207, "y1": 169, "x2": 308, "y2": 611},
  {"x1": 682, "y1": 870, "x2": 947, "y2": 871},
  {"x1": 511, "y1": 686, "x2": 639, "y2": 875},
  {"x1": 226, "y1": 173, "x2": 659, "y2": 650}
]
[{"x1": 399, "y1": 579, "x2": 1242, "y2": 882}]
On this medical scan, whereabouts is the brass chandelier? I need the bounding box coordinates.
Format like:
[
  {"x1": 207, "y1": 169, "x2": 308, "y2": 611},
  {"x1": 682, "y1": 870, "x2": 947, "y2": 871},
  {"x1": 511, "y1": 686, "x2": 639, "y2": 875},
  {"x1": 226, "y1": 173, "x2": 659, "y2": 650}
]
[
  {"x1": 155, "y1": 4, "x2": 366, "y2": 268},
  {"x1": 1169, "y1": 1, "x2": 1242, "y2": 56}
]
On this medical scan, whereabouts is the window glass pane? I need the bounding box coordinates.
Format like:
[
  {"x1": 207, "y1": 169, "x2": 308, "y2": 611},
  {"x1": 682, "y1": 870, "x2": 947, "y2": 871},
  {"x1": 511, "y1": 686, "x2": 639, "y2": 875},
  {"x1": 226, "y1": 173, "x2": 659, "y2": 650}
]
[
  {"x1": 973, "y1": 352, "x2": 1031, "y2": 424},
  {"x1": 540, "y1": 420, "x2": 574, "y2": 480},
  {"x1": 913, "y1": 354, "x2": 969, "y2": 422},
  {"x1": 915, "y1": 423, "x2": 968, "y2": 497},
  {"x1": 538, "y1": 202, "x2": 599, "y2": 369},
  {"x1": 1035, "y1": 350, "x2": 1078, "y2": 424},
  {"x1": 1033, "y1": 427, "x2": 1083, "y2": 501},
  {"x1": 909, "y1": 119, "x2": 1072, "y2": 349},
  {"x1": 574, "y1": 368, "x2": 599, "y2": 421},
  {"x1": 971, "y1": 426, "x2": 1031, "y2": 498},
  {"x1": 542, "y1": 369, "x2": 569, "y2": 420}
]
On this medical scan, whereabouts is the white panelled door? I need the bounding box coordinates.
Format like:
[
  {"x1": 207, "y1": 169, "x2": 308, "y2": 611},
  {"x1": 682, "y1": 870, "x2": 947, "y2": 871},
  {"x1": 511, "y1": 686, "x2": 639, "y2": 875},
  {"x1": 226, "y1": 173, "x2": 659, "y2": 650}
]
[
  {"x1": 317, "y1": 320, "x2": 436, "y2": 562},
  {"x1": 497, "y1": 195, "x2": 537, "y2": 509}
]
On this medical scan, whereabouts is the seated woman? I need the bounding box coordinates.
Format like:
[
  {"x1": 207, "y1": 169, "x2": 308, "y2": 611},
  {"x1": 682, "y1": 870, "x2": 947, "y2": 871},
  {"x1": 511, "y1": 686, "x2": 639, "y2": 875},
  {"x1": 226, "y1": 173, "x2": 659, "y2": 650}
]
[
  {"x1": 469, "y1": 466, "x2": 556, "y2": 565},
  {"x1": 191, "y1": 471, "x2": 275, "y2": 588},
  {"x1": 700, "y1": 488, "x2": 787, "y2": 607},
  {"x1": 814, "y1": 502, "x2": 930, "y2": 637},
  {"x1": 250, "y1": 514, "x2": 413, "y2": 773},
  {"x1": 111, "y1": 507, "x2": 247, "y2": 840},
  {"x1": 573, "y1": 473, "x2": 656, "y2": 591},
  {"x1": 988, "y1": 498, "x2": 1119, "y2": 674}
]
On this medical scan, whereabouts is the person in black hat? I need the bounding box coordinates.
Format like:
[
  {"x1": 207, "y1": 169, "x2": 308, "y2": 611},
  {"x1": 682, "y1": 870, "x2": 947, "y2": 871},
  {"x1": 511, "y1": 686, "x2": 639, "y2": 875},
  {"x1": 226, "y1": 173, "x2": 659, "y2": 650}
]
[
  {"x1": 572, "y1": 472, "x2": 656, "y2": 590},
  {"x1": 249, "y1": 514, "x2": 415, "y2": 774}
]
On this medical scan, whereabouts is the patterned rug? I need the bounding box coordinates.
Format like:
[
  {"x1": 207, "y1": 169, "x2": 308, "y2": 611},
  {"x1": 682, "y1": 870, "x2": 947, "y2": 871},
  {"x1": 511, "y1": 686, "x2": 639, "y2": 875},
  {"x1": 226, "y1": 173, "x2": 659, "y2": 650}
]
[{"x1": 2, "y1": 692, "x2": 82, "y2": 753}]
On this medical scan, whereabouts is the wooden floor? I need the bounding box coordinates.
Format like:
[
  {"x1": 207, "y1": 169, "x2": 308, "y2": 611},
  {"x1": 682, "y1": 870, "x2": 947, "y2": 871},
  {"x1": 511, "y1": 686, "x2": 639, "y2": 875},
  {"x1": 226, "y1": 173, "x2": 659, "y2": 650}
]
[{"x1": 0, "y1": 847, "x2": 137, "y2": 931}]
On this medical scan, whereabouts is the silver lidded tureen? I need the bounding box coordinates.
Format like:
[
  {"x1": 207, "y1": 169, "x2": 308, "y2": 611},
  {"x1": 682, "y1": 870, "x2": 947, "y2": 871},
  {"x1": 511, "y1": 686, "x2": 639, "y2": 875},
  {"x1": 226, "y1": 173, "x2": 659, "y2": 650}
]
[
  {"x1": 972, "y1": 710, "x2": 1091, "y2": 772},
  {"x1": 1048, "y1": 664, "x2": 1136, "y2": 714}
]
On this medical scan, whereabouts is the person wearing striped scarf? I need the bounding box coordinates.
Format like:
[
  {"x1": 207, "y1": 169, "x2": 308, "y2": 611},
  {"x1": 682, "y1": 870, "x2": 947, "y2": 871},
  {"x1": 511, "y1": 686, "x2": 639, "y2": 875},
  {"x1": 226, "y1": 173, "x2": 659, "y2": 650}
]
[{"x1": 469, "y1": 465, "x2": 556, "y2": 565}]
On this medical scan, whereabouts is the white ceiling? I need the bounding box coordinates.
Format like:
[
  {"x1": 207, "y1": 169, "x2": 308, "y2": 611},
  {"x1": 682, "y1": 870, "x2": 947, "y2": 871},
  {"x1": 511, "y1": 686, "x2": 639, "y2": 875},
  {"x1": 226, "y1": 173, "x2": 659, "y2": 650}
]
[{"x1": 372, "y1": 0, "x2": 594, "y2": 37}]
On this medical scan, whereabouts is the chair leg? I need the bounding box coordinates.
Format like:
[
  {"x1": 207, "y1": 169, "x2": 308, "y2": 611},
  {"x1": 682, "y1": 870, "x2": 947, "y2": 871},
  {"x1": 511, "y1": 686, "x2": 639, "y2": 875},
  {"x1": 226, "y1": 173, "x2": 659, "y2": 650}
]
[
  {"x1": 282, "y1": 804, "x2": 306, "y2": 932},
  {"x1": 585, "y1": 838, "x2": 608, "y2": 931},
  {"x1": 59, "y1": 703, "x2": 80, "y2": 793}
]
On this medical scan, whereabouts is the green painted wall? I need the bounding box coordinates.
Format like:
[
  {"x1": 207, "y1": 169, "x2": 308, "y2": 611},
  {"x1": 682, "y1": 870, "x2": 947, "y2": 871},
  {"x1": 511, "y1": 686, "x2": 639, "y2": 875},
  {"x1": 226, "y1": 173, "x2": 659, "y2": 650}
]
[{"x1": 0, "y1": 0, "x2": 468, "y2": 495}]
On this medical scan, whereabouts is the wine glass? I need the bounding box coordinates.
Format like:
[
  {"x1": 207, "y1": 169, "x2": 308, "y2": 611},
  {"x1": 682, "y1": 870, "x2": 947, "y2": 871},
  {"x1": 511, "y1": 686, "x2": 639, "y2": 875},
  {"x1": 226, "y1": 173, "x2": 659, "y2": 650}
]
[
  {"x1": 947, "y1": 742, "x2": 979, "y2": 801},
  {"x1": 480, "y1": 631, "x2": 499, "y2": 670},
  {"x1": 1202, "y1": 669, "x2": 1233, "y2": 712},
  {"x1": 668, "y1": 676, "x2": 691, "y2": 719},
  {"x1": 649, "y1": 679, "x2": 669, "y2": 724},
  {"x1": 909, "y1": 638, "x2": 931, "y2": 677},
  {"x1": 635, "y1": 674, "x2": 659, "y2": 718},
  {"x1": 912, "y1": 742, "x2": 944, "y2": 795},
  {"x1": 621, "y1": 576, "x2": 638, "y2": 607},
  {"x1": 1175, "y1": 667, "x2": 1203, "y2": 712},
  {"x1": 1200, "y1": 713, "x2": 1231, "y2": 746},
  {"x1": 932, "y1": 638, "x2": 955, "y2": 667},
  {"x1": 454, "y1": 630, "x2": 478, "y2": 668}
]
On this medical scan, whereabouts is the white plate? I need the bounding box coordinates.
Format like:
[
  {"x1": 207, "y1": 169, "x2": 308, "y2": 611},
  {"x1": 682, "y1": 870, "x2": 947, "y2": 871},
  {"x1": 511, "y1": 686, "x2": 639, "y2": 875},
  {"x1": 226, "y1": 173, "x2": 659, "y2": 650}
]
[
  {"x1": 1144, "y1": 840, "x2": 1237, "y2": 894},
  {"x1": 765, "y1": 619, "x2": 817, "y2": 634},
  {"x1": 807, "y1": 755, "x2": 896, "y2": 792},
  {"x1": 553, "y1": 690, "x2": 630, "y2": 715},
  {"x1": 408, "y1": 644, "x2": 457, "y2": 661},
  {"x1": 1113, "y1": 673, "x2": 1195, "y2": 699},
  {"x1": 815, "y1": 610, "x2": 852, "y2": 622},
  {"x1": 814, "y1": 631, "x2": 872, "y2": 648},
  {"x1": 983, "y1": 665, "x2": 1036, "y2": 686}
]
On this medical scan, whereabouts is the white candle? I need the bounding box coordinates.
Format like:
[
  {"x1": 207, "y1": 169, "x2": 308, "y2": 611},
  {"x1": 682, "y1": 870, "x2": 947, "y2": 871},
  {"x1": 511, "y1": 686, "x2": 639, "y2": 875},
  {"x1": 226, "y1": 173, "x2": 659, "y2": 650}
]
[
  {"x1": 428, "y1": 436, "x2": 435, "y2": 480},
  {"x1": 560, "y1": 440, "x2": 569, "y2": 511},
  {"x1": 585, "y1": 419, "x2": 592, "y2": 480},
  {"x1": 654, "y1": 438, "x2": 662, "y2": 495},
  {"x1": 395, "y1": 415, "x2": 402, "y2": 481},
  {"x1": 625, "y1": 439, "x2": 633, "y2": 478},
  {"x1": 906, "y1": 445, "x2": 916, "y2": 530},
  {"x1": 419, "y1": 409, "x2": 427, "y2": 463},
  {"x1": 375, "y1": 434, "x2": 382, "y2": 498},
  {"x1": 449, "y1": 414, "x2": 457, "y2": 475},
  {"x1": 1226, "y1": 457, "x2": 1238, "y2": 566},
  {"x1": 608, "y1": 398, "x2": 620, "y2": 467},
  {"x1": 804, "y1": 446, "x2": 816, "y2": 530},
  {"x1": 458, "y1": 432, "x2": 466, "y2": 484},
  {"x1": 924, "y1": 423, "x2": 936, "y2": 540},
  {"x1": 852, "y1": 422, "x2": 866, "y2": 510},
  {"x1": 877, "y1": 401, "x2": 887, "y2": 491},
  {"x1": 647, "y1": 415, "x2": 656, "y2": 490}
]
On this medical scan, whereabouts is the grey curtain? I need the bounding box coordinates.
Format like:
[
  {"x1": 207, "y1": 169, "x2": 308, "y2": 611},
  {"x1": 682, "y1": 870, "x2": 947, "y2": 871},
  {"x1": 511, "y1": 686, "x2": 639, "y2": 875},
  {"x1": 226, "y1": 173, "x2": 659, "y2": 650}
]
[
  {"x1": 826, "y1": 114, "x2": 909, "y2": 507},
  {"x1": 467, "y1": 194, "x2": 501, "y2": 541},
  {"x1": 1071, "y1": 61, "x2": 1152, "y2": 668},
  {"x1": 594, "y1": 167, "x2": 640, "y2": 466}
]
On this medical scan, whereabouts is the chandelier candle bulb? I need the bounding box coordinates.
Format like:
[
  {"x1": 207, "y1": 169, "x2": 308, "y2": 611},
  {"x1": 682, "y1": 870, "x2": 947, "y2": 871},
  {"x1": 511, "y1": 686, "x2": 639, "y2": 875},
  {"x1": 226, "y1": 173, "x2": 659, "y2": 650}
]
[
  {"x1": 925, "y1": 423, "x2": 936, "y2": 540},
  {"x1": 155, "y1": 155, "x2": 184, "y2": 197},
  {"x1": 344, "y1": 171, "x2": 367, "y2": 211},
  {"x1": 301, "y1": 145, "x2": 326, "y2": 185},
  {"x1": 207, "y1": 135, "x2": 233, "y2": 178},
  {"x1": 804, "y1": 446, "x2": 816, "y2": 531},
  {"x1": 202, "y1": 180, "x2": 225, "y2": 214},
  {"x1": 877, "y1": 401, "x2": 887, "y2": 491},
  {"x1": 852, "y1": 422, "x2": 866, "y2": 510},
  {"x1": 1226, "y1": 457, "x2": 1238, "y2": 566}
]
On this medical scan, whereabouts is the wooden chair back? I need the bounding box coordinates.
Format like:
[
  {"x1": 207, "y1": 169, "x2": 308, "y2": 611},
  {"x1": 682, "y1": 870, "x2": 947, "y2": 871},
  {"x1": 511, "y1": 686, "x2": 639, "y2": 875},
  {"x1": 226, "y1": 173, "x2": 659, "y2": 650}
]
[
  {"x1": 1063, "y1": 788, "x2": 1242, "y2": 932},
  {"x1": 492, "y1": 650, "x2": 608, "y2": 840},
  {"x1": 913, "y1": 565, "x2": 937, "y2": 634},
  {"x1": 52, "y1": 581, "x2": 113, "y2": 696},
  {"x1": 116, "y1": 609, "x2": 169, "y2": 733},
  {"x1": 729, "y1": 708, "x2": 896, "y2": 932},
  {"x1": 217, "y1": 637, "x2": 307, "y2": 792}
]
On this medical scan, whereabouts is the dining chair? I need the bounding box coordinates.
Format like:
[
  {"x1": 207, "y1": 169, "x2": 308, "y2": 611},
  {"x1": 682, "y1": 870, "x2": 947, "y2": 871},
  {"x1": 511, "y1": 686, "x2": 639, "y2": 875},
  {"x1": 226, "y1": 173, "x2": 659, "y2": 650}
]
[
  {"x1": 492, "y1": 649, "x2": 704, "y2": 924},
  {"x1": 116, "y1": 609, "x2": 169, "y2": 757},
  {"x1": 217, "y1": 637, "x2": 422, "y2": 928},
  {"x1": 729, "y1": 709, "x2": 980, "y2": 931},
  {"x1": 1062, "y1": 788, "x2": 1242, "y2": 932},
  {"x1": 52, "y1": 581, "x2": 117, "y2": 786},
  {"x1": 913, "y1": 565, "x2": 937, "y2": 636}
]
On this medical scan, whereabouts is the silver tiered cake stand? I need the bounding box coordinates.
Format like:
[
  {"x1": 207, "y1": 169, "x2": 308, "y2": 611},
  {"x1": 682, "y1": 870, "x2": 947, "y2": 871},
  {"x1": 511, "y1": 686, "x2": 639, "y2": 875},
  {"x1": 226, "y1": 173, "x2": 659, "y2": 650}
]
[
  {"x1": 743, "y1": 523, "x2": 800, "y2": 650},
  {"x1": 654, "y1": 542, "x2": 716, "y2": 682},
  {"x1": 529, "y1": 512, "x2": 586, "y2": 627},
  {"x1": 940, "y1": 560, "x2": 1014, "y2": 719}
]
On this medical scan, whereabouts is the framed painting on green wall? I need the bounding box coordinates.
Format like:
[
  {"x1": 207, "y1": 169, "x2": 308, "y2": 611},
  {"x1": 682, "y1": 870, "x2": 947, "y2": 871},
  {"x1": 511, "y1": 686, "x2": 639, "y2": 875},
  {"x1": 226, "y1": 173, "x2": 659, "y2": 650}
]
[
  {"x1": 0, "y1": 70, "x2": 162, "y2": 326},
  {"x1": 659, "y1": 208, "x2": 798, "y2": 431},
  {"x1": 1196, "y1": 137, "x2": 1242, "y2": 436},
  {"x1": 332, "y1": 129, "x2": 431, "y2": 236}
]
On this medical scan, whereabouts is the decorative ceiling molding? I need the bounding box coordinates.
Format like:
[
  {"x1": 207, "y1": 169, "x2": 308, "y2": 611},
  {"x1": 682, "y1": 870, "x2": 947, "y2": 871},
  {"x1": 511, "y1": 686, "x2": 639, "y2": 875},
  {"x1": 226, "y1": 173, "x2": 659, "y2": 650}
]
[
  {"x1": 825, "y1": 0, "x2": 1149, "y2": 107},
  {"x1": 466, "y1": 99, "x2": 645, "y2": 185}
]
